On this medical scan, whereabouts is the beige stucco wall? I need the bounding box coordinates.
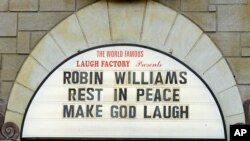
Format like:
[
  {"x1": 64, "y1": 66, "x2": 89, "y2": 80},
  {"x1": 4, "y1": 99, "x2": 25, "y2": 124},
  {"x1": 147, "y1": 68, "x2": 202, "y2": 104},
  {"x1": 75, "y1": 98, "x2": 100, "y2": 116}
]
[{"x1": 0, "y1": 0, "x2": 250, "y2": 140}]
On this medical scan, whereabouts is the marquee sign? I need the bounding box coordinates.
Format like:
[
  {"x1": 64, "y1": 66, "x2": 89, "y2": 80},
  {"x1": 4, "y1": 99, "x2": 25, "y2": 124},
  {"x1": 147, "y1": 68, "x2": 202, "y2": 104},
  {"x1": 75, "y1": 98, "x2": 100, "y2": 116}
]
[{"x1": 21, "y1": 44, "x2": 226, "y2": 140}]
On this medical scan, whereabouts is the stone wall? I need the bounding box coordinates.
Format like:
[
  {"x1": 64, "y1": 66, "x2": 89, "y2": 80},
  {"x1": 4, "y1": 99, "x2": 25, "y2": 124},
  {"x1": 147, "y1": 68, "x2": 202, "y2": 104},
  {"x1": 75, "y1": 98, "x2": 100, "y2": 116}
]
[
  {"x1": 0, "y1": 1, "x2": 97, "y2": 103},
  {"x1": 0, "y1": 0, "x2": 250, "y2": 139}
]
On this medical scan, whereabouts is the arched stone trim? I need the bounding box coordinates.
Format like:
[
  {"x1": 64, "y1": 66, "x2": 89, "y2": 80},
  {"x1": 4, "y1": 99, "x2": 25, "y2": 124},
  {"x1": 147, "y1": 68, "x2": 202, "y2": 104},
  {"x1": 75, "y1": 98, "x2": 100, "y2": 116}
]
[{"x1": 5, "y1": 0, "x2": 245, "y2": 140}]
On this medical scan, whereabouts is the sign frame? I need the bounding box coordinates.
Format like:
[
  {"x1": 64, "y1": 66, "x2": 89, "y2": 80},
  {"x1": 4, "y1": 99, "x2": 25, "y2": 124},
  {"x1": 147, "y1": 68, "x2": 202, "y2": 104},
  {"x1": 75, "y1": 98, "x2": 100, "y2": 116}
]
[{"x1": 20, "y1": 44, "x2": 227, "y2": 141}]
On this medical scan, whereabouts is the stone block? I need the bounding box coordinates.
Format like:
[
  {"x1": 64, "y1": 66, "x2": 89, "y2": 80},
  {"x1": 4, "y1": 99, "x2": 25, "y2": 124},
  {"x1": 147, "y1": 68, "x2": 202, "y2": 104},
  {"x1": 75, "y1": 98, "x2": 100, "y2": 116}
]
[
  {"x1": 7, "y1": 83, "x2": 33, "y2": 114},
  {"x1": 76, "y1": 0, "x2": 97, "y2": 10},
  {"x1": 164, "y1": 14, "x2": 203, "y2": 60},
  {"x1": 241, "y1": 48, "x2": 250, "y2": 56},
  {"x1": 0, "y1": 13, "x2": 17, "y2": 36},
  {"x1": 185, "y1": 34, "x2": 222, "y2": 74},
  {"x1": 51, "y1": 14, "x2": 88, "y2": 56},
  {"x1": 208, "y1": 32, "x2": 240, "y2": 56},
  {"x1": 183, "y1": 12, "x2": 216, "y2": 31},
  {"x1": 1, "y1": 55, "x2": 26, "y2": 81},
  {"x1": 208, "y1": 5, "x2": 216, "y2": 11},
  {"x1": 218, "y1": 5, "x2": 250, "y2": 31},
  {"x1": 109, "y1": 0, "x2": 146, "y2": 42},
  {"x1": 30, "y1": 32, "x2": 47, "y2": 49},
  {"x1": 218, "y1": 86, "x2": 244, "y2": 116},
  {"x1": 155, "y1": 0, "x2": 181, "y2": 11},
  {"x1": 19, "y1": 12, "x2": 72, "y2": 31},
  {"x1": 181, "y1": 0, "x2": 209, "y2": 11},
  {"x1": 241, "y1": 32, "x2": 250, "y2": 47},
  {"x1": 0, "y1": 0, "x2": 8, "y2": 11},
  {"x1": 17, "y1": 32, "x2": 30, "y2": 54},
  {"x1": 210, "y1": 0, "x2": 248, "y2": 4},
  {"x1": 203, "y1": 59, "x2": 236, "y2": 94},
  {"x1": 0, "y1": 38, "x2": 16, "y2": 53},
  {"x1": 227, "y1": 58, "x2": 250, "y2": 84},
  {"x1": 9, "y1": 0, "x2": 38, "y2": 11},
  {"x1": 4, "y1": 110, "x2": 23, "y2": 130},
  {"x1": 40, "y1": 0, "x2": 75, "y2": 11},
  {"x1": 1, "y1": 70, "x2": 17, "y2": 81},
  {"x1": 16, "y1": 56, "x2": 48, "y2": 91},
  {"x1": 76, "y1": 1, "x2": 110, "y2": 47},
  {"x1": 0, "y1": 82, "x2": 13, "y2": 100},
  {"x1": 1, "y1": 55, "x2": 26, "y2": 72},
  {"x1": 141, "y1": 0, "x2": 177, "y2": 45},
  {"x1": 31, "y1": 34, "x2": 66, "y2": 71},
  {"x1": 239, "y1": 85, "x2": 250, "y2": 102}
]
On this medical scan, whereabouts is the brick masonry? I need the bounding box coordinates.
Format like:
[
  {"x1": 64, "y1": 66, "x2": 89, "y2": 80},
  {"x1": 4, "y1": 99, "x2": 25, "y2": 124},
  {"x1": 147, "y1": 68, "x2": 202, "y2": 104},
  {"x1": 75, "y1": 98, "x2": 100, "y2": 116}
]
[{"x1": 0, "y1": 0, "x2": 250, "y2": 137}]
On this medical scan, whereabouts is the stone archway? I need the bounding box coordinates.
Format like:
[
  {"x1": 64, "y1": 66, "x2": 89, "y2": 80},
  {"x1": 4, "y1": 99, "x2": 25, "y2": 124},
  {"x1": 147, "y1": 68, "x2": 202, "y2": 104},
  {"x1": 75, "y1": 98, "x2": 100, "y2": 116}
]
[{"x1": 5, "y1": 0, "x2": 245, "y2": 140}]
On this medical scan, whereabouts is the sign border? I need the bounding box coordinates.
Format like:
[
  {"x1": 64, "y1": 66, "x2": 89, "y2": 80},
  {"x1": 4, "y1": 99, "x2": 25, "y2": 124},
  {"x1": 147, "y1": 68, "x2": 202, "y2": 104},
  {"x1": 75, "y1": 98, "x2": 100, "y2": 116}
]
[{"x1": 20, "y1": 44, "x2": 227, "y2": 141}]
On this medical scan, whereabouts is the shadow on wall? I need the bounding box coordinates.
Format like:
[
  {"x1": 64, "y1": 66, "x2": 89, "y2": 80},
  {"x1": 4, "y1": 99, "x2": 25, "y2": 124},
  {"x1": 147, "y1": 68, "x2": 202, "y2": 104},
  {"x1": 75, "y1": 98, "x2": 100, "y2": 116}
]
[{"x1": 244, "y1": 100, "x2": 250, "y2": 124}]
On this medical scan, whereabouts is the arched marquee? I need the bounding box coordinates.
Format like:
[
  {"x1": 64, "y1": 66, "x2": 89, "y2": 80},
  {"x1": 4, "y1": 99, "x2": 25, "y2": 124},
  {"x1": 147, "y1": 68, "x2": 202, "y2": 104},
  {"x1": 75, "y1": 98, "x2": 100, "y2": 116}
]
[
  {"x1": 22, "y1": 44, "x2": 226, "y2": 140},
  {"x1": 5, "y1": 0, "x2": 245, "y2": 140}
]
